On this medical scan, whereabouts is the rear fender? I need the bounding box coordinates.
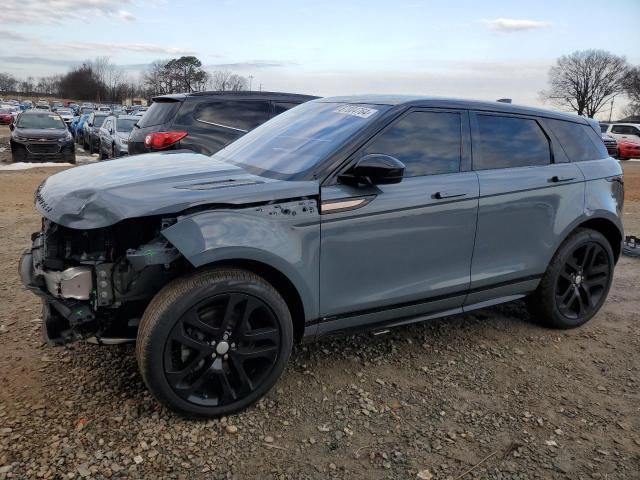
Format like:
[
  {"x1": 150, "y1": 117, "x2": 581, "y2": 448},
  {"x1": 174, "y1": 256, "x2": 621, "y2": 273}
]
[{"x1": 161, "y1": 201, "x2": 321, "y2": 321}]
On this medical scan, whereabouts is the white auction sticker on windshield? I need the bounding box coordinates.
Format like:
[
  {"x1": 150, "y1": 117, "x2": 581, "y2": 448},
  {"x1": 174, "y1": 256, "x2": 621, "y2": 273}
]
[{"x1": 333, "y1": 105, "x2": 378, "y2": 119}]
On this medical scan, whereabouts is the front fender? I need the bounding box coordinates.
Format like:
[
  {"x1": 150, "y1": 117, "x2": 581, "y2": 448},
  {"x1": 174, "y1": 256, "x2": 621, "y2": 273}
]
[{"x1": 161, "y1": 200, "x2": 321, "y2": 321}]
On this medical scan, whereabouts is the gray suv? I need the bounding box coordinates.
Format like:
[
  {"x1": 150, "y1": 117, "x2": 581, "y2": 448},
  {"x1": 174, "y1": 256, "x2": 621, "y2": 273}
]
[{"x1": 20, "y1": 96, "x2": 624, "y2": 417}]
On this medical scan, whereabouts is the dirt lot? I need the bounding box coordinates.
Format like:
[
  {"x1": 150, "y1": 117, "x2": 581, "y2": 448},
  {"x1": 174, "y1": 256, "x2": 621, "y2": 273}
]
[{"x1": 0, "y1": 125, "x2": 639, "y2": 479}]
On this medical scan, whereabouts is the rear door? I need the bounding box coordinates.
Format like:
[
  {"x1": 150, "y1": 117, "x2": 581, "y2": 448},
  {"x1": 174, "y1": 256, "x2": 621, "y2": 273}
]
[
  {"x1": 466, "y1": 112, "x2": 585, "y2": 305},
  {"x1": 318, "y1": 109, "x2": 479, "y2": 331}
]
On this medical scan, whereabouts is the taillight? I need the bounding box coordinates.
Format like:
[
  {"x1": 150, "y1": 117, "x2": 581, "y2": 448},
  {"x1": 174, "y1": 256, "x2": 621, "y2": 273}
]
[{"x1": 144, "y1": 131, "x2": 188, "y2": 149}]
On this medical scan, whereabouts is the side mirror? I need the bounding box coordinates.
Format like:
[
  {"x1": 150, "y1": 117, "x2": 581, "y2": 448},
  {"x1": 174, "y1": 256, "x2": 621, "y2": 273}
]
[
  {"x1": 340, "y1": 154, "x2": 405, "y2": 186},
  {"x1": 9, "y1": 123, "x2": 14, "y2": 131}
]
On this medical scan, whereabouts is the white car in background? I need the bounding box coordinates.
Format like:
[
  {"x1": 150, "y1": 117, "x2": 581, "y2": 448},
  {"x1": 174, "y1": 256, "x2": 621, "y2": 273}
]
[
  {"x1": 602, "y1": 123, "x2": 640, "y2": 144},
  {"x1": 56, "y1": 108, "x2": 75, "y2": 125}
]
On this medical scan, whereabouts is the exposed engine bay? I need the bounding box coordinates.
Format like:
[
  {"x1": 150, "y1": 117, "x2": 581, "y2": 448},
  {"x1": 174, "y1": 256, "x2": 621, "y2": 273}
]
[{"x1": 20, "y1": 217, "x2": 187, "y2": 344}]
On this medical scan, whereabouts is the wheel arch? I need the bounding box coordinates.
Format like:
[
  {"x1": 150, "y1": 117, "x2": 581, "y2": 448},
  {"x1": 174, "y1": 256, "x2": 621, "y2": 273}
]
[
  {"x1": 557, "y1": 214, "x2": 623, "y2": 263},
  {"x1": 576, "y1": 217, "x2": 622, "y2": 261}
]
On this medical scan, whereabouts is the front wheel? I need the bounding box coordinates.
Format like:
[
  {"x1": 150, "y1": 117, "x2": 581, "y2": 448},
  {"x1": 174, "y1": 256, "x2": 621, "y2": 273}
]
[
  {"x1": 527, "y1": 228, "x2": 614, "y2": 329},
  {"x1": 136, "y1": 268, "x2": 293, "y2": 417}
]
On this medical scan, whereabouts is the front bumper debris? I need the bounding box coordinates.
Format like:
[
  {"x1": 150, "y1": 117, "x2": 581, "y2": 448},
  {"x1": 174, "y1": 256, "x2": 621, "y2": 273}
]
[{"x1": 19, "y1": 240, "x2": 97, "y2": 345}]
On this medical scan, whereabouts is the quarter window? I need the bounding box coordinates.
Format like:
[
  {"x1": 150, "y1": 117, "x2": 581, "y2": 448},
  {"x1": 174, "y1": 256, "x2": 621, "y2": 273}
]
[
  {"x1": 474, "y1": 115, "x2": 551, "y2": 169},
  {"x1": 273, "y1": 102, "x2": 300, "y2": 115},
  {"x1": 361, "y1": 111, "x2": 462, "y2": 177},
  {"x1": 195, "y1": 101, "x2": 271, "y2": 132},
  {"x1": 547, "y1": 119, "x2": 606, "y2": 161}
]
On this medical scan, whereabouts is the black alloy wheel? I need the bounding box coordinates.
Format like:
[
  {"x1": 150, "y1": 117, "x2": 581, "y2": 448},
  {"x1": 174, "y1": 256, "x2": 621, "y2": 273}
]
[
  {"x1": 136, "y1": 268, "x2": 293, "y2": 417},
  {"x1": 163, "y1": 293, "x2": 281, "y2": 407},
  {"x1": 527, "y1": 228, "x2": 614, "y2": 329},
  {"x1": 555, "y1": 241, "x2": 611, "y2": 320}
]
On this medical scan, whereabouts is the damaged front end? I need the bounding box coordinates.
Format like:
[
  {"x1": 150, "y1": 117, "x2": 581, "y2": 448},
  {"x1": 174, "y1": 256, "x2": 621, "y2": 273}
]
[{"x1": 19, "y1": 218, "x2": 184, "y2": 345}]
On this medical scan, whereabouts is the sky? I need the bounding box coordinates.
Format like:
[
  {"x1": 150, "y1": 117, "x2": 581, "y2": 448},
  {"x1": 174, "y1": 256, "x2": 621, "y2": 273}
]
[{"x1": 1, "y1": 0, "x2": 639, "y2": 118}]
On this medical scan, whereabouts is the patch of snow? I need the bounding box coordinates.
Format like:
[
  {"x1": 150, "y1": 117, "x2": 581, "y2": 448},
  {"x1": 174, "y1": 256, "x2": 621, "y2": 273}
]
[{"x1": 0, "y1": 162, "x2": 73, "y2": 170}]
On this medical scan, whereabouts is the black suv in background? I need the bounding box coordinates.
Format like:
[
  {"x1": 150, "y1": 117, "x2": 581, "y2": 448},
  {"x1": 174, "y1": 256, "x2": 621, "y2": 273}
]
[
  {"x1": 128, "y1": 91, "x2": 318, "y2": 156},
  {"x1": 10, "y1": 111, "x2": 75, "y2": 163}
]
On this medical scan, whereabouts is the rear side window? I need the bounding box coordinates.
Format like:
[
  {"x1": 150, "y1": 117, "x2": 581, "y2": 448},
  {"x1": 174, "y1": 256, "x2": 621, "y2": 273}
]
[
  {"x1": 547, "y1": 119, "x2": 607, "y2": 161},
  {"x1": 362, "y1": 111, "x2": 461, "y2": 177},
  {"x1": 474, "y1": 115, "x2": 550, "y2": 170},
  {"x1": 195, "y1": 100, "x2": 271, "y2": 132},
  {"x1": 273, "y1": 102, "x2": 300, "y2": 115},
  {"x1": 137, "y1": 101, "x2": 181, "y2": 128}
]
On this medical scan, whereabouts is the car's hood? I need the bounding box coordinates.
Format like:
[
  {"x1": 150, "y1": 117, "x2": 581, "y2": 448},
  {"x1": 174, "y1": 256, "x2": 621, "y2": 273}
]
[
  {"x1": 35, "y1": 151, "x2": 319, "y2": 229},
  {"x1": 14, "y1": 128, "x2": 68, "y2": 140}
]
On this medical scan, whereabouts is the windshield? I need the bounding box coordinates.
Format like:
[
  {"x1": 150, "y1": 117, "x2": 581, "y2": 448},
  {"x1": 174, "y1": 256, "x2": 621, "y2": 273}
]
[
  {"x1": 57, "y1": 109, "x2": 72, "y2": 115},
  {"x1": 17, "y1": 114, "x2": 65, "y2": 129},
  {"x1": 213, "y1": 101, "x2": 389, "y2": 179},
  {"x1": 94, "y1": 116, "x2": 108, "y2": 127},
  {"x1": 116, "y1": 119, "x2": 137, "y2": 132}
]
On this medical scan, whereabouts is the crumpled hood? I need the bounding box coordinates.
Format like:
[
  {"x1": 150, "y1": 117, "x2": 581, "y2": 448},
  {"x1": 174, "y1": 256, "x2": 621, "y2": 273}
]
[{"x1": 35, "y1": 151, "x2": 319, "y2": 229}]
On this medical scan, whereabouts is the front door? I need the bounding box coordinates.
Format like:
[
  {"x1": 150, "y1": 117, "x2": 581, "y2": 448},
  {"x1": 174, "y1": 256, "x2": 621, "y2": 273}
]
[{"x1": 318, "y1": 109, "x2": 479, "y2": 331}]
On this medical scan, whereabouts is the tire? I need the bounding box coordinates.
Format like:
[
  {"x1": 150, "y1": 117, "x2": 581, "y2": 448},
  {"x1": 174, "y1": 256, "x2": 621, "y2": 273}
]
[
  {"x1": 112, "y1": 144, "x2": 117, "y2": 159},
  {"x1": 527, "y1": 228, "x2": 614, "y2": 329},
  {"x1": 136, "y1": 268, "x2": 293, "y2": 418}
]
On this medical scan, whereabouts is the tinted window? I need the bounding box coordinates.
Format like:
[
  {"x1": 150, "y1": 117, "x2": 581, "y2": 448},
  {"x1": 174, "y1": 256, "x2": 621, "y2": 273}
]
[
  {"x1": 195, "y1": 100, "x2": 271, "y2": 131},
  {"x1": 116, "y1": 119, "x2": 137, "y2": 133},
  {"x1": 362, "y1": 111, "x2": 461, "y2": 177},
  {"x1": 548, "y1": 119, "x2": 607, "y2": 161},
  {"x1": 137, "y1": 101, "x2": 181, "y2": 128},
  {"x1": 611, "y1": 125, "x2": 626, "y2": 134},
  {"x1": 94, "y1": 115, "x2": 107, "y2": 128},
  {"x1": 474, "y1": 115, "x2": 550, "y2": 169},
  {"x1": 273, "y1": 102, "x2": 300, "y2": 115},
  {"x1": 600, "y1": 124, "x2": 609, "y2": 133}
]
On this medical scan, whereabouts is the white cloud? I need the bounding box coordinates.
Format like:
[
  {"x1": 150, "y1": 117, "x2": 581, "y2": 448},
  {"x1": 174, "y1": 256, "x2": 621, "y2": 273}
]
[
  {"x1": 2, "y1": 0, "x2": 136, "y2": 24},
  {"x1": 118, "y1": 10, "x2": 136, "y2": 21},
  {"x1": 0, "y1": 29, "x2": 28, "y2": 42},
  {"x1": 60, "y1": 42, "x2": 194, "y2": 55},
  {"x1": 482, "y1": 18, "x2": 551, "y2": 32}
]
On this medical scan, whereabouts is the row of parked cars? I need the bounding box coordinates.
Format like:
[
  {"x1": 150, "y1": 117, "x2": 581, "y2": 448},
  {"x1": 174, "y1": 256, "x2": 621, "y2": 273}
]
[
  {"x1": 7, "y1": 92, "x2": 317, "y2": 163},
  {"x1": 4, "y1": 93, "x2": 640, "y2": 164}
]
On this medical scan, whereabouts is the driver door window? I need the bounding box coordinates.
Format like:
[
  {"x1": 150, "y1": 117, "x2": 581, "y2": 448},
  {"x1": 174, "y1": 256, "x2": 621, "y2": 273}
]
[{"x1": 360, "y1": 111, "x2": 462, "y2": 176}]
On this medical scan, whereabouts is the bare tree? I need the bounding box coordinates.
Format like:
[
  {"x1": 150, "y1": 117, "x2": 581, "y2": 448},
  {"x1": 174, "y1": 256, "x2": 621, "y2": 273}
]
[
  {"x1": 623, "y1": 66, "x2": 640, "y2": 117},
  {"x1": 209, "y1": 70, "x2": 248, "y2": 92},
  {"x1": 0, "y1": 73, "x2": 17, "y2": 92},
  {"x1": 541, "y1": 50, "x2": 628, "y2": 117}
]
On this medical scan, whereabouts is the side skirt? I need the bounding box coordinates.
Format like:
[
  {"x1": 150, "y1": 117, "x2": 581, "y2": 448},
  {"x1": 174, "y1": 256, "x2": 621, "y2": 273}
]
[{"x1": 305, "y1": 277, "x2": 540, "y2": 340}]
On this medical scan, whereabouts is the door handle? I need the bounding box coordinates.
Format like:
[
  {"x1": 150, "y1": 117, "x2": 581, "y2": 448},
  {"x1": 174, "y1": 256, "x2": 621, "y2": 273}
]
[
  {"x1": 433, "y1": 190, "x2": 467, "y2": 199},
  {"x1": 550, "y1": 175, "x2": 575, "y2": 183}
]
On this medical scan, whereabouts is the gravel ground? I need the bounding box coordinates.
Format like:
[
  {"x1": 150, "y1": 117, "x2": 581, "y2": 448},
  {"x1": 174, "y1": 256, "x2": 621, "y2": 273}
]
[{"x1": 0, "y1": 125, "x2": 639, "y2": 479}]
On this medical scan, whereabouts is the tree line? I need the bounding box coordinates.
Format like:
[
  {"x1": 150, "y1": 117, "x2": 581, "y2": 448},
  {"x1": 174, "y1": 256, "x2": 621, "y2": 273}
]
[{"x1": 0, "y1": 56, "x2": 249, "y2": 103}]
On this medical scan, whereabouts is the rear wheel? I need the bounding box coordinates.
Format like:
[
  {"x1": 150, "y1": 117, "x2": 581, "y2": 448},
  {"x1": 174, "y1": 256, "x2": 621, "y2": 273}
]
[
  {"x1": 136, "y1": 268, "x2": 293, "y2": 417},
  {"x1": 112, "y1": 144, "x2": 117, "y2": 159},
  {"x1": 527, "y1": 228, "x2": 614, "y2": 329}
]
